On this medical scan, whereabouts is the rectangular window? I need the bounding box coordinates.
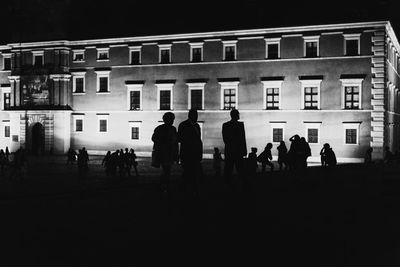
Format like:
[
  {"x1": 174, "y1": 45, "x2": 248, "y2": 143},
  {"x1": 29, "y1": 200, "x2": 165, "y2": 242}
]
[
  {"x1": 131, "y1": 127, "x2": 139, "y2": 140},
  {"x1": 272, "y1": 128, "x2": 283, "y2": 143},
  {"x1": 34, "y1": 55, "x2": 43, "y2": 66},
  {"x1": 97, "y1": 49, "x2": 109, "y2": 60},
  {"x1": 75, "y1": 77, "x2": 84, "y2": 93},
  {"x1": 4, "y1": 125, "x2": 10, "y2": 138},
  {"x1": 3, "y1": 93, "x2": 10, "y2": 110},
  {"x1": 130, "y1": 50, "x2": 140, "y2": 65},
  {"x1": 223, "y1": 88, "x2": 236, "y2": 110},
  {"x1": 190, "y1": 89, "x2": 203, "y2": 110},
  {"x1": 99, "y1": 77, "x2": 108, "y2": 92},
  {"x1": 99, "y1": 119, "x2": 107, "y2": 132},
  {"x1": 267, "y1": 43, "x2": 279, "y2": 59},
  {"x1": 191, "y1": 47, "x2": 202, "y2": 62},
  {"x1": 73, "y1": 51, "x2": 85, "y2": 62},
  {"x1": 160, "y1": 90, "x2": 171, "y2": 110},
  {"x1": 344, "y1": 86, "x2": 360, "y2": 109},
  {"x1": 130, "y1": 91, "x2": 141, "y2": 110},
  {"x1": 3, "y1": 57, "x2": 11, "y2": 70},
  {"x1": 75, "y1": 119, "x2": 83, "y2": 132},
  {"x1": 345, "y1": 39, "x2": 359, "y2": 56},
  {"x1": 307, "y1": 128, "x2": 319, "y2": 143},
  {"x1": 305, "y1": 41, "x2": 318, "y2": 57},
  {"x1": 160, "y1": 49, "x2": 170, "y2": 63},
  {"x1": 224, "y1": 46, "x2": 236, "y2": 61},
  {"x1": 266, "y1": 88, "x2": 279, "y2": 109},
  {"x1": 345, "y1": 128, "x2": 357, "y2": 144},
  {"x1": 304, "y1": 87, "x2": 318, "y2": 109}
]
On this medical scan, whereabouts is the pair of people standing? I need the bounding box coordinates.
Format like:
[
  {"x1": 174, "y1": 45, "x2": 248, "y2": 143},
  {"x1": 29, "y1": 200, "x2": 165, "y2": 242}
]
[
  {"x1": 151, "y1": 109, "x2": 202, "y2": 195},
  {"x1": 152, "y1": 108, "x2": 248, "y2": 194}
]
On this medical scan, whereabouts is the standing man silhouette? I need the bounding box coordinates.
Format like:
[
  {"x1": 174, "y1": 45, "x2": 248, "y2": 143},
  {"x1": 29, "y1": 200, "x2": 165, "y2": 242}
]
[
  {"x1": 178, "y1": 109, "x2": 203, "y2": 196},
  {"x1": 222, "y1": 109, "x2": 247, "y2": 185}
]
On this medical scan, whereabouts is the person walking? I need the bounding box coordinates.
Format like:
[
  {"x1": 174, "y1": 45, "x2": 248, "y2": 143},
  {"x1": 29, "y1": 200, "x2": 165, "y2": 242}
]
[
  {"x1": 277, "y1": 141, "x2": 288, "y2": 171},
  {"x1": 257, "y1": 143, "x2": 274, "y2": 172},
  {"x1": 151, "y1": 112, "x2": 179, "y2": 194},
  {"x1": 222, "y1": 109, "x2": 247, "y2": 186},
  {"x1": 177, "y1": 109, "x2": 203, "y2": 197}
]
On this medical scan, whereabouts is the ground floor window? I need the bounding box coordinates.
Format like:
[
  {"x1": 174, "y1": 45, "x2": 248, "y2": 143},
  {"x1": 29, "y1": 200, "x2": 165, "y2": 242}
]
[
  {"x1": 272, "y1": 128, "x2": 283, "y2": 142},
  {"x1": 345, "y1": 128, "x2": 357, "y2": 144}
]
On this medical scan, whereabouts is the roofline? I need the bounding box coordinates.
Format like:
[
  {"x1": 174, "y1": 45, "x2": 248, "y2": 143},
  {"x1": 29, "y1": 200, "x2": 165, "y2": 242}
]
[
  {"x1": 2, "y1": 21, "x2": 390, "y2": 50},
  {"x1": 386, "y1": 21, "x2": 400, "y2": 54}
]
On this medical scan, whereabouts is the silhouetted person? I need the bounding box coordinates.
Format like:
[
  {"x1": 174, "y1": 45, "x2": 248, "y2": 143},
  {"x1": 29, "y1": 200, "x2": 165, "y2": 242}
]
[
  {"x1": 178, "y1": 109, "x2": 203, "y2": 196},
  {"x1": 118, "y1": 148, "x2": 126, "y2": 178},
  {"x1": 77, "y1": 147, "x2": 89, "y2": 180},
  {"x1": 384, "y1": 146, "x2": 394, "y2": 164},
  {"x1": 152, "y1": 112, "x2": 179, "y2": 194},
  {"x1": 222, "y1": 109, "x2": 247, "y2": 185},
  {"x1": 5, "y1": 146, "x2": 10, "y2": 163},
  {"x1": 129, "y1": 148, "x2": 139, "y2": 177},
  {"x1": 10, "y1": 148, "x2": 26, "y2": 181},
  {"x1": 364, "y1": 147, "x2": 373, "y2": 164},
  {"x1": 213, "y1": 147, "x2": 223, "y2": 177},
  {"x1": 0, "y1": 149, "x2": 6, "y2": 175},
  {"x1": 321, "y1": 143, "x2": 336, "y2": 167},
  {"x1": 247, "y1": 147, "x2": 258, "y2": 177},
  {"x1": 277, "y1": 141, "x2": 288, "y2": 171},
  {"x1": 320, "y1": 146, "x2": 327, "y2": 166},
  {"x1": 299, "y1": 137, "x2": 311, "y2": 169},
  {"x1": 258, "y1": 143, "x2": 274, "y2": 172},
  {"x1": 288, "y1": 135, "x2": 300, "y2": 170},
  {"x1": 66, "y1": 148, "x2": 77, "y2": 165},
  {"x1": 102, "y1": 151, "x2": 112, "y2": 177}
]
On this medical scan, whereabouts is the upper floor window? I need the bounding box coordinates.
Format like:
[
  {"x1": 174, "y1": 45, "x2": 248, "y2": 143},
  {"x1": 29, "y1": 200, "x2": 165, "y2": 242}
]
[
  {"x1": 129, "y1": 46, "x2": 141, "y2": 65},
  {"x1": 187, "y1": 82, "x2": 205, "y2": 110},
  {"x1": 303, "y1": 36, "x2": 319, "y2": 58},
  {"x1": 190, "y1": 43, "x2": 203, "y2": 62},
  {"x1": 72, "y1": 72, "x2": 86, "y2": 94},
  {"x1": 158, "y1": 44, "x2": 171, "y2": 64},
  {"x1": 344, "y1": 34, "x2": 360, "y2": 56},
  {"x1": 95, "y1": 70, "x2": 110, "y2": 93},
  {"x1": 2, "y1": 54, "x2": 11, "y2": 70},
  {"x1": 300, "y1": 79, "x2": 322, "y2": 110},
  {"x1": 223, "y1": 41, "x2": 237, "y2": 61},
  {"x1": 340, "y1": 78, "x2": 363, "y2": 110},
  {"x1": 97, "y1": 48, "x2": 109, "y2": 61},
  {"x1": 3, "y1": 93, "x2": 10, "y2": 110},
  {"x1": 156, "y1": 83, "x2": 174, "y2": 110},
  {"x1": 72, "y1": 50, "x2": 85, "y2": 62},
  {"x1": 219, "y1": 81, "x2": 239, "y2": 110},
  {"x1": 262, "y1": 80, "x2": 283, "y2": 110},
  {"x1": 265, "y1": 38, "x2": 281, "y2": 59},
  {"x1": 32, "y1": 51, "x2": 44, "y2": 66},
  {"x1": 126, "y1": 84, "x2": 143, "y2": 110}
]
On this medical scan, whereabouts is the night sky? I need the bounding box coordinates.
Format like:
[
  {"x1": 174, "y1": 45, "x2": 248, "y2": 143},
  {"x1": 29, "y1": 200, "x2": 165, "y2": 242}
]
[{"x1": 2, "y1": 0, "x2": 400, "y2": 43}]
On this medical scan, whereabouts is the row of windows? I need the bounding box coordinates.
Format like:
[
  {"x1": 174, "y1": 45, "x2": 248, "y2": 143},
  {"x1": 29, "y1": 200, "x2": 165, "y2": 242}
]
[
  {"x1": 69, "y1": 35, "x2": 362, "y2": 65},
  {"x1": 1, "y1": 50, "x2": 69, "y2": 71},
  {"x1": 70, "y1": 117, "x2": 360, "y2": 145},
  {"x1": 70, "y1": 75, "x2": 363, "y2": 111}
]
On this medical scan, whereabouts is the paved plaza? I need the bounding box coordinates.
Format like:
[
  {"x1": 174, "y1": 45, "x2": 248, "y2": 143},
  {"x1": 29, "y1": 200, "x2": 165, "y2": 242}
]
[{"x1": 0, "y1": 155, "x2": 399, "y2": 265}]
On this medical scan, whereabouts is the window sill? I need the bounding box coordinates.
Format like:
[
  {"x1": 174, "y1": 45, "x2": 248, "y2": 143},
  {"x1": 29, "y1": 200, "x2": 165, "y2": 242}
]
[
  {"x1": 96, "y1": 92, "x2": 111, "y2": 95},
  {"x1": 344, "y1": 143, "x2": 359, "y2": 146},
  {"x1": 73, "y1": 60, "x2": 85, "y2": 63},
  {"x1": 129, "y1": 109, "x2": 143, "y2": 111},
  {"x1": 97, "y1": 59, "x2": 110, "y2": 62},
  {"x1": 73, "y1": 92, "x2": 86, "y2": 95}
]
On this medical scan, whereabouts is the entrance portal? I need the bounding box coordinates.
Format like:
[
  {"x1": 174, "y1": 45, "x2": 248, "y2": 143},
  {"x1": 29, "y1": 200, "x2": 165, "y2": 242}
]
[{"x1": 31, "y1": 123, "x2": 45, "y2": 155}]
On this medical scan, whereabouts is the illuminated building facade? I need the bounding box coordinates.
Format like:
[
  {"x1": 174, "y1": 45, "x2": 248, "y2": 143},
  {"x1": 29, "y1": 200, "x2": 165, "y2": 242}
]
[{"x1": 0, "y1": 21, "x2": 399, "y2": 161}]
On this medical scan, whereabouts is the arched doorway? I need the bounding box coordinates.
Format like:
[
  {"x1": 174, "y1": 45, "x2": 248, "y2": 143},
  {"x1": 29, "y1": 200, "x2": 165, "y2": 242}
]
[{"x1": 31, "y1": 123, "x2": 45, "y2": 155}]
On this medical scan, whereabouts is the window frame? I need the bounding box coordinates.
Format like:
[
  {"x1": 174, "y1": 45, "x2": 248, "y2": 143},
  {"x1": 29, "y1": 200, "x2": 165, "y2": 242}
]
[
  {"x1": 219, "y1": 81, "x2": 239, "y2": 110},
  {"x1": 73, "y1": 115, "x2": 84, "y2": 133},
  {"x1": 72, "y1": 72, "x2": 86, "y2": 95},
  {"x1": 3, "y1": 120, "x2": 10, "y2": 138},
  {"x1": 126, "y1": 84, "x2": 143, "y2": 111},
  {"x1": 340, "y1": 78, "x2": 363, "y2": 109},
  {"x1": 303, "y1": 36, "x2": 320, "y2": 58},
  {"x1": 270, "y1": 122, "x2": 286, "y2": 144},
  {"x1": 187, "y1": 82, "x2": 205, "y2": 110},
  {"x1": 129, "y1": 46, "x2": 141, "y2": 65},
  {"x1": 32, "y1": 50, "x2": 44, "y2": 66},
  {"x1": 222, "y1": 40, "x2": 237, "y2": 61},
  {"x1": 95, "y1": 70, "x2": 111, "y2": 94},
  {"x1": 97, "y1": 114, "x2": 109, "y2": 133},
  {"x1": 265, "y1": 38, "x2": 281, "y2": 59},
  {"x1": 158, "y1": 44, "x2": 172, "y2": 64},
  {"x1": 1, "y1": 86, "x2": 11, "y2": 110},
  {"x1": 72, "y1": 49, "x2": 85, "y2": 63},
  {"x1": 156, "y1": 83, "x2": 174, "y2": 110},
  {"x1": 190, "y1": 42, "x2": 204, "y2": 62},
  {"x1": 343, "y1": 33, "x2": 361, "y2": 56},
  {"x1": 2, "y1": 53, "x2": 11, "y2": 71},
  {"x1": 343, "y1": 122, "x2": 361, "y2": 145},
  {"x1": 262, "y1": 80, "x2": 283, "y2": 110},
  {"x1": 304, "y1": 122, "x2": 321, "y2": 145},
  {"x1": 300, "y1": 79, "x2": 322, "y2": 110},
  {"x1": 129, "y1": 121, "x2": 142, "y2": 141},
  {"x1": 96, "y1": 48, "x2": 110, "y2": 61}
]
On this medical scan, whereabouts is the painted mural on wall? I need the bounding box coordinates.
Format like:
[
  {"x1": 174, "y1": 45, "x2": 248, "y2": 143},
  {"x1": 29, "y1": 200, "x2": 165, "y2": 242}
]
[{"x1": 21, "y1": 75, "x2": 50, "y2": 106}]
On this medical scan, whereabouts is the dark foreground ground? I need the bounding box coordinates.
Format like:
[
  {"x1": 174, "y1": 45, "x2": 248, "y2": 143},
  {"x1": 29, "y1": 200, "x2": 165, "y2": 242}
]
[{"x1": 0, "y1": 155, "x2": 399, "y2": 265}]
